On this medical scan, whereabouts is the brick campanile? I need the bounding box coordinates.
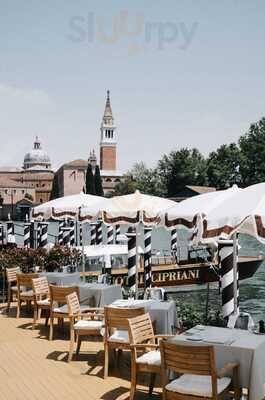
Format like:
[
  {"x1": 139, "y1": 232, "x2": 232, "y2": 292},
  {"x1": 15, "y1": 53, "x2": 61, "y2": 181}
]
[{"x1": 100, "y1": 90, "x2": 117, "y2": 171}]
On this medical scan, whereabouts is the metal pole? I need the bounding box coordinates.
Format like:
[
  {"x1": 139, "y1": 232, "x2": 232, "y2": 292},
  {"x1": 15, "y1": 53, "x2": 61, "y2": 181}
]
[{"x1": 232, "y1": 232, "x2": 238, "y2": 315}]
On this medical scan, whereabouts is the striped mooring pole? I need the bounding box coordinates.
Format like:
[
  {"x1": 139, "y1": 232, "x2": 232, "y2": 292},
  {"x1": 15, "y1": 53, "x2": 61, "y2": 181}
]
[
  {"x1": 107, "y1": 225, "x2": 114, "y2": 245},
  {"x1": 171, "y1": 229, "x2": 177, "y2": 253},
  {"x1": 23, "y1": 222, "x2": 31, "y2": 249},
  {"x1": 144, "y1": 227, "x2": 152, "y2": 289},
  {"x1": 0, "y1": 224, "x2": 4, "y2": 245},
  {"x1": 126, "y1": 227, "x2": 137, "y2": 294},
  {"x1": 218, "y1": 236, "x2": 239, "y2": 320},
  {"x1": 90, "y1": 223, "x2": 97, "y2": 245},
  {"x1": 115, "y1": 224, "x2": 121, "y2": 244},
  {"x1": 58, "y1": 220, "x2": 65, "y2": 245},
  {"x1": 62, "y1": 227, "x2": 71, "y2": 246},
  {"x1": 39, "y1": 222, "x2": 49, "y2": 248},
  {"x1": 7, "y1": 220, "x2": 15, "y2": 244},
  {"x1": 29, "y1": 221, "x2": 35, "y2": 248},
  {"x1": 96, "y1": 221, "x2": 103, "y2": 245},
  {"x1": 79, "y1": 222, "x2": 83, "y2": 246},
  {"x1": 69, "y1": 220, "x2": 75, "y2": 246},
  {"x1": 36, "y1": 222, "x2": 41, "y2": 248}
]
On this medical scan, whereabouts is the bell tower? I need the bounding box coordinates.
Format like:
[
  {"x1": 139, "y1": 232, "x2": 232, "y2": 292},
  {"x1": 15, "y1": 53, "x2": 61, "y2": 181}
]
[{"x1": 100, "y1": 90, "x2": 117, "y2": 171}]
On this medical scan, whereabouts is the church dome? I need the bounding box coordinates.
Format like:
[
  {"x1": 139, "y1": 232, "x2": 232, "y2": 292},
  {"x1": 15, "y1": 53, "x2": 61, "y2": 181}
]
[{"x1": 23, "y1": 136, "x2": 52, "y2": 170}]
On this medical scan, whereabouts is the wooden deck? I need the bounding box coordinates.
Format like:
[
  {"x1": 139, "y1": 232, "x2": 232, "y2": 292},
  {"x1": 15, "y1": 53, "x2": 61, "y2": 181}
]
[{"x1": 0, "y1": 304, "x2": 161, "y2": 400}]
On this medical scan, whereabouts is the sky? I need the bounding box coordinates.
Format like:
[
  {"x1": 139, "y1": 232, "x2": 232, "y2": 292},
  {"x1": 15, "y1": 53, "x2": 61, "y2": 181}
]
[{"x1": 0, "y1": 0, "x2": 265, "y2": 172}]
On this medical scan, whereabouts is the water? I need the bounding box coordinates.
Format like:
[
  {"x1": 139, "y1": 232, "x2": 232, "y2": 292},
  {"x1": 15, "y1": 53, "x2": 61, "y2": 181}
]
[{"x1": 2, "y1": 221, "x2": 265, "y2": 322}]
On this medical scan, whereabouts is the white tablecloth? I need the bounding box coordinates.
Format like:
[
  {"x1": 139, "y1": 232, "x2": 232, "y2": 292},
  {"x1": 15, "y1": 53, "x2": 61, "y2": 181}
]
[
  {"x1": 110, "y1": 299, "x2": 177, "y2": 334},
  {"x1": 41, "y1": 271, "x2": 81, "y2": 286},
  {"x1": 78, "y1": 283, "x2": 122, "y2": 307},
  {"x1": 169, "y1": 325, "x2": 265, "y2": 400}
]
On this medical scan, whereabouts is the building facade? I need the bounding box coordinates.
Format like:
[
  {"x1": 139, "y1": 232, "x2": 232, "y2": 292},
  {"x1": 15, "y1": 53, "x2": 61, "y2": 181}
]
[
  {"x1": 0, "y1": 137, "x2": 54, "y2": 220},
  {"x1": 54, "y1": 91, "x2": 123, "y2": 197}
]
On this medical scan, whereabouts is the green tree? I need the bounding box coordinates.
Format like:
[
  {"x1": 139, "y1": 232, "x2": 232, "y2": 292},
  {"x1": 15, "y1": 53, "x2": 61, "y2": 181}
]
[
  {"x1": 206, "y1": 143, "x2": 242, "y2": 189},
  {"x1": 111, "y1": 176, "x2": 137, "y2": 196},
  {"x1": 239, "y1": 117, "x2": 265, "y2": 186},
  {"x1": 94, "y1": 165, "x2": 104, "y2": 196},
  {"x1": 24, "y1": 193, "x2": 33, "y2": 201},
  {"x1": 86, "y1": 164, "x2": 96, "y2": 195},
  {"x1": 157, "y1": 148, "x2": 207, "y2": 197},
  {"x1": 129, "y1": 162, "x2": 166, "y2": 197}
]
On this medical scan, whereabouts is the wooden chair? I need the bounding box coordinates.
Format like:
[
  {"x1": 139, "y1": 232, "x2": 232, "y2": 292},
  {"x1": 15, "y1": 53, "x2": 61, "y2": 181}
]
[
  {"x1": 32, "y1": 277, "x2": 50, "y2": 329},
  {"x1": 160, "y1": 341, "x2": 241, "y2": 400},
  {"x1": 16, "y1": 273, "x2": 39, "y2": 318},
  {"x1": 49, "y1": 285, "x2": 90, "y2": 341},
  {"x1": 66, "y1": 292, "x2": 104, "y2": 362},
  {"x1": 103, "y1": 306, "x2": 145, "y2": 379},
  {"x1": 6, "y1": 266, "x2": 20, "y2": 313},
  {"x1": 128, "y1": 313, "x2": 174, "y2": 400}
]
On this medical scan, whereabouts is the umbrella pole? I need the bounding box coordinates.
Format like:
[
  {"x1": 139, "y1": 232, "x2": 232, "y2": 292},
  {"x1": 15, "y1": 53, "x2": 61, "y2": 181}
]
[
  {"x1": 135, "y1": 224, "x2": 139, "y2": 299},
  {"x1": 81, "y1": 223, "x2": 85, "y2": 280},
  {"x1": 232, "y1": 232, "x2": 238, "y2": 315}
]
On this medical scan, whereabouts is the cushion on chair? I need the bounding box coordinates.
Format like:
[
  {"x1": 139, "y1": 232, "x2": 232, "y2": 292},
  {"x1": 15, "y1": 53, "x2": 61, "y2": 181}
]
[
  {"x1": 165, "y1": 374, "x2": 231, "y2": 397},
  {"x1": 136, "y1": 350, "x2": 161, "y2": 366},
  {"x1": 74, "y1": 320, "x2": 103, "y2": 330},
  {"x1": 108, "y1": 330, "x2": 129, "y2": 343},
  {"x1": 52, "y1": 304, "x2": 92, "y2": 314},
  {"x1": 37, "y1": 298, "x2": 50, "y2": 306},
  {"x1": 20, "y1": 290, "x2": 34, "y2": 297}
]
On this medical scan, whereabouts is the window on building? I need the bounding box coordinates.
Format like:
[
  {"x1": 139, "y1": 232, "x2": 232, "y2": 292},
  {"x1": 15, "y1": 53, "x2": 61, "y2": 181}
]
[
  {"x1": 115, "y1": 178, "x2": 120, "y2": 183},
  {"x1": 5, "y1": 190, "x2": 8, "y2": 194},
  {"x1": 106, "y1": 178, "x2": 112, "y2": 182},
  {"x1": 13, "y1": 190, "x2": 16, "y2": 194},
  {"x1": 40, "y1": 198, "x2": 43, "y2": 203},
  {"x1": 22, "y1": 190, "x2": 25, "y2": 194},
  {"x1": 42, "y1": 184, "x2": 45, "y2": 187}
]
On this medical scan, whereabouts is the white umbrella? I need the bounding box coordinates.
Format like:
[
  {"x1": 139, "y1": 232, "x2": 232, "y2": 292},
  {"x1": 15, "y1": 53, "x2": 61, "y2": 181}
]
[
  {"x1": 197, "y1": 182, "x2": 265, "y2": 317},
  {"x1": 162, "y1": 185, "x2": 241, "y2": 231},
  {"x1": 94, "y1": 190, "x2": 176, "y2": 225},
  {"x1": 201, "y1": 182, "x2": 265, "y2": 243},
  {"x1": 32, "y1": 192, "x2": 109, "y2": 221}
]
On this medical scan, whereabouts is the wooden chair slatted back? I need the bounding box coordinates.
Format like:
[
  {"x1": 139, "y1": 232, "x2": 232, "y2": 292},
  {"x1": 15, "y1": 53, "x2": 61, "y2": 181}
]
[
  {"x1": 50, "y1": 285, "x2": 80, "y2": 307},
  {"x1": 160, "y1": 341, "x2": 216, "y2": 376},
  {"x1": 104, "y1": 307, "x2": 145, "y2": 331},
  {"x1": 6, "y1": 267, "x2": 20, "y2": 283},
  {"x1": 32, "y1": 277, "x2": 49, "y2": 297},
  {"x1": 66, "y1": 292, "x2": 81, "y2": 317},
  {"x1": 17, "y1": 273, "x2": 39, "y2": 290},
  {"x1": 128, "y1": 313, "x2": 155, "y2": 344}
]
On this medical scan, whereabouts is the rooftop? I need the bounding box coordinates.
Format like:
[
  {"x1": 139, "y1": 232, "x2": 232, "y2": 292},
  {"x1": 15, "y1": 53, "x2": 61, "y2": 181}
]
[
  {"x1": 0, "y1": 306, "x2": 159, "y2": 400},
  {"x1": 186, "y1": 185, "x2": 216, "y2": 194}
]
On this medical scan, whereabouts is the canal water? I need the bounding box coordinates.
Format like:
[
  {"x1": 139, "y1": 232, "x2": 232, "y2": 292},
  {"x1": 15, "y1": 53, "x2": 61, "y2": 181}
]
[{"x1": 2, "y1": 222, "x2": 265, "y2": 322}]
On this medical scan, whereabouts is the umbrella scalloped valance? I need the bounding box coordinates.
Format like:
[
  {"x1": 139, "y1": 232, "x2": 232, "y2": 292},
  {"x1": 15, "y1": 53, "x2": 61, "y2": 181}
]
[
  {"x1": 31, "y1": 192, "x2": 109, "y2": 221},
  {"x1": 88, "y1": 190, "x2": 176, "y2": 226}
]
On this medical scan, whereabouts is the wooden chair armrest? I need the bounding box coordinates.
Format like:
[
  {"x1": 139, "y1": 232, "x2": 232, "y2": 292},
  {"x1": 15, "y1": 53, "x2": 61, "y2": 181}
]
[
  {"x1": 217, "y1": 362, "x2": 239, "y2": 378},
  {"x1": 130, "y1": 343, "x2": 159, "y2": 350},
  {"x1": 154, "y1": 334, "x2": 175, "y2": 339},
  {"x1": 154, "y1": 334, "x2": 175, "y2": 343},
  {"x1": 81, "y1": 307, "x2": 104, "y2": 312}
]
